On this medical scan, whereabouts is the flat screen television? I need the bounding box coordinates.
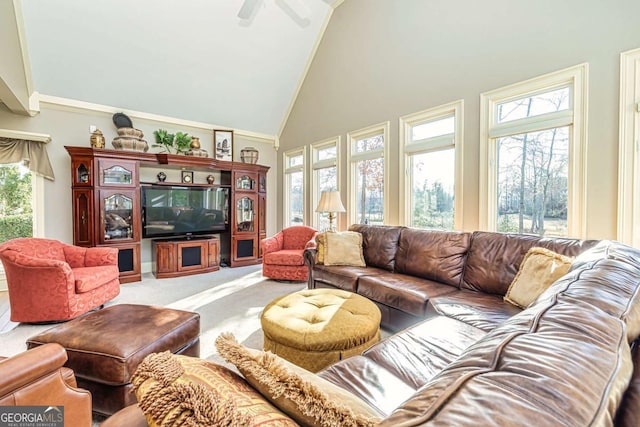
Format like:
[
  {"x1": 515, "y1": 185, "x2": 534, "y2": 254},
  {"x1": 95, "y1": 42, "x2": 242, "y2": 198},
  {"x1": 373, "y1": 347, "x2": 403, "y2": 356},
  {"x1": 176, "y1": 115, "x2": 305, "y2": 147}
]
[{"x1": 141, "y1": 185, "x2": 230, "y2": 239}]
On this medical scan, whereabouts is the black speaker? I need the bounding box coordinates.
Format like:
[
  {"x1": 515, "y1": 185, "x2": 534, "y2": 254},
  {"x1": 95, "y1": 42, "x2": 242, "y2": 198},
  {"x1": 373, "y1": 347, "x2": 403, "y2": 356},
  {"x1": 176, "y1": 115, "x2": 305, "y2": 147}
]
[
  {"x1": 181, "y1": 246, "x2": 201, "y2": 267},
  {"x1": 118, "y1": 248, "x2": 134, "y2": 272},
  {"x1": 237, "y1": 239, "x2": 254, "y2": 258}
]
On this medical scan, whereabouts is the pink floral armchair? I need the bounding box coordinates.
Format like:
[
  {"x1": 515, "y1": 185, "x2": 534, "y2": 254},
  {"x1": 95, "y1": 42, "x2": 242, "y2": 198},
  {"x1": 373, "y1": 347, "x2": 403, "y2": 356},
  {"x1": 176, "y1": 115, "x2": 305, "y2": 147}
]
[
  {"x1": 0, "y1": 238, "x2": 121, "y2": 323},
  {"x1": 261, "y1": 226, "x2": 318, "y2": 281}
]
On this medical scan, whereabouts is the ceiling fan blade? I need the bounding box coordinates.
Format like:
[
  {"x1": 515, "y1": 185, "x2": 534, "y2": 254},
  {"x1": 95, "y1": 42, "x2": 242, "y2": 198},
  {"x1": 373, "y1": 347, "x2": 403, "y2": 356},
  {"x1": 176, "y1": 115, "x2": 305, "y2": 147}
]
[{"x1": 238, "y1": 0, "x2": 261, "y2": 19}]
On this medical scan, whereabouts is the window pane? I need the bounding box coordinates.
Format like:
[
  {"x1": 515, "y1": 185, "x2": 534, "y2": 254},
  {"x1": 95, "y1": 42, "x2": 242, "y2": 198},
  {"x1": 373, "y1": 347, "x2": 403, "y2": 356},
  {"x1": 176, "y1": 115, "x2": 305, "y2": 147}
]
[
  {"x1": 287, "y1": 170, "x2": 303, "y2": 226},
  {"x1": 354, "y1": 134, "x2": 384, "y2": 153},
  {"x1": 355, "y1": 158, "x2": 384, "y2": 224},
  {"x1": 316, "y1": 166, "x2": 337, "y2": 231},
  {"x1": 410, "y1": 149, "x2": 454, "y2": 230},
  {"x1": 288, "y1": 154, "x2": 303, "y2": 168},
  {"x1": 497, "y1": 87, "x2": 570, "y2": 124},
  {"x1": 496, "y1": 127, "x2": 569, "y2": 237},
  {"x1": 412, "y1": 116, "x2": 455, "y2": 141},
  {"x1": 0, "y1": 163, "x2": 33, "y2": 243},
  {"x1": 317, "y1": 145, "x2": 336, "y2": 161}
]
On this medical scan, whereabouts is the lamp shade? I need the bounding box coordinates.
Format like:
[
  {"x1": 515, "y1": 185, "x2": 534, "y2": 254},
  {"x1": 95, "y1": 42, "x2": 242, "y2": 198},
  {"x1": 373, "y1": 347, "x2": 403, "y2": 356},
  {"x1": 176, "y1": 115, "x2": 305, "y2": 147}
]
[{"x1": 315, "y1": 191, "x2": 346, "y2": 213}]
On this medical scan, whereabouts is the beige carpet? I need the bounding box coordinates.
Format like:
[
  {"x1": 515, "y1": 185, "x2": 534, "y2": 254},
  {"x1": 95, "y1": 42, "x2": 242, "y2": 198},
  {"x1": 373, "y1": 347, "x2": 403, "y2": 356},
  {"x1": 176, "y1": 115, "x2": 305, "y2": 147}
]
[{"x1": 0, "y1": 265, "x2": 306, "y2": 360}]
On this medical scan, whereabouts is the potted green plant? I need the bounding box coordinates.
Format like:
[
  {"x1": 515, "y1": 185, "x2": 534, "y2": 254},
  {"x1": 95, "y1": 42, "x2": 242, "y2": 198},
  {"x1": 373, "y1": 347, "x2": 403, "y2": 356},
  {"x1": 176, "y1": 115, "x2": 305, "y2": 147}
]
[
  {"x1": 152, "y1": 129, "x2": 176, "y2": 153},
  {"x1": 174, "y1": 132, "x2": 192, "y2": 154}
]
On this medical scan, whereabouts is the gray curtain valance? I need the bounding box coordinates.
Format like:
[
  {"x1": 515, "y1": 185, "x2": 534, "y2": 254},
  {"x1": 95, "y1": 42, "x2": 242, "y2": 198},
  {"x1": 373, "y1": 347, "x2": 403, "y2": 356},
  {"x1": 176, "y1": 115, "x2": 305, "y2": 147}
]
[{"x1": 0, "y1": 137, "x2": 55, "y2": 181}]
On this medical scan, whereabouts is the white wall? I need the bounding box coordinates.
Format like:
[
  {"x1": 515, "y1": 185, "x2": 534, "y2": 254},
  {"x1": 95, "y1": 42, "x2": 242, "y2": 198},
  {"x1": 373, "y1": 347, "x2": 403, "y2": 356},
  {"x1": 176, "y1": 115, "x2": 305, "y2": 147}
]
[
  {"x1": 279, "y1": 0, "x2": 640, "y2": 239},
  {"x1": 0, "y1": 102, "x2": 278, "y2": 271}
]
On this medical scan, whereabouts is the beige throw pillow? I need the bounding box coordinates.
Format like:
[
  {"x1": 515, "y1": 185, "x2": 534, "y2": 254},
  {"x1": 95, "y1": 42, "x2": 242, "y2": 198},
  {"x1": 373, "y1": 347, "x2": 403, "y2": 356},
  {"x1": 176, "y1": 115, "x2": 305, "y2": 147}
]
[
  {"x1": 323, "y1": 231, "x2": 365, "y2": 267},
  {"x1": 215, "y1": 333, "x2": 381, "y2": 427},
  {"x1": 504, "y1": 247, "x2": 573, "y2": 309}
]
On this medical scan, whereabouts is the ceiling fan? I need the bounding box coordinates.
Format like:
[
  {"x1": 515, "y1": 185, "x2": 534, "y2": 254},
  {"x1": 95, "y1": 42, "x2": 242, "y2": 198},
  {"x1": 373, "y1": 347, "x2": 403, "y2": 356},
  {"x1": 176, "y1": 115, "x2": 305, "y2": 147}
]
[{"x1": 238, "y1": 0, "x2": 326, "y2": 26}]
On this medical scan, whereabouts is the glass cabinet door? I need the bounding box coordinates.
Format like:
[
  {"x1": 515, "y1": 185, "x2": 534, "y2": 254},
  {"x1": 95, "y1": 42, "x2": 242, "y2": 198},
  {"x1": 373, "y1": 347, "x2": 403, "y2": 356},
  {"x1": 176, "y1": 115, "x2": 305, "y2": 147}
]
[
  {"x1": 99, "y1": 159, "x2": 137, "y2": 187},
  {"x1": 100, "y1": 190, "x2": 135, "y2": 243},
  {"x1": 236, "y1": 196, "x2": 255, "y2": 232}
]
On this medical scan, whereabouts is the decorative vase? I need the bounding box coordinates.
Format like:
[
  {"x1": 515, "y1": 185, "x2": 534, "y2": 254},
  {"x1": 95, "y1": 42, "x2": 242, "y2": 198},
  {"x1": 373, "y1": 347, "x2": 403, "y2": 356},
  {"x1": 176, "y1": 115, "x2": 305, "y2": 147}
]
[
  {"x1": 240, "y1": 146, "x2": 259, "y2": 164},
  {"x1": 90, "y1": 129, "x2": 106, "y2": 149},
  {"x1": 206, "y1": 174, "x2": 215, "y2": 184},
  {"x1": 191, "y1": 137, "x2": 201, "y2": 149}
]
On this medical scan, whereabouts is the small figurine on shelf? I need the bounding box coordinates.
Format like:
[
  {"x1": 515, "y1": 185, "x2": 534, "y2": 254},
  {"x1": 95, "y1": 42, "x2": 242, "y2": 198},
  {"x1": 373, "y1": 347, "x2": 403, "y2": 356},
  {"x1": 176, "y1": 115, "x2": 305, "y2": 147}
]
[
  {"x1": 90, "y1": 129, "x2": 106, "y2": 149},
  {"x1": 157, "y1": 171, "x2": 167, "y2": 182},
  {"x1": 207, "y1": 174, "x2": 215, "y2": 184}
]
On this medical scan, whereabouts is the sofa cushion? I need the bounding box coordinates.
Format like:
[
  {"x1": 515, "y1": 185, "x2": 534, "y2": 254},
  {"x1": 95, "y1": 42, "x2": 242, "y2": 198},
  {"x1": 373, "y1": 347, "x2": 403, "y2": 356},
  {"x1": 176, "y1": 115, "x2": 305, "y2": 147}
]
[
  {"x1": 394, "y1": 229, "x2": 470, "y2": 287},
  {"x1": 426, "y1": 289, "x2": 522, "y2": 332},
  {"x1": 215, "y1": 333, "x2": 382, "y2": 427},
  {"x1": 462, "y1": 231, "x2": 597, "y2": 295},
  {"x1": 349, "y1": 225, "x2": 403, "y2": 271},
  {"x1": 312, "y1": 264, "x2": 387, "y2": 292},
  {"x1": 616, "y1": 339, "x2": 640, "y2": 427},
  {"x1": 504, "y1": 247, "x2": 573, "y2": 309},
  {"x1": 323, "y1": 231, "x2": 366, "y2": 267},
  {"x1": 357, "y1": 273, "x2": 457, "y2": 317},
  {"x1": 131, "y1": 352, "x2": 295, "y2": 427},
  {"x1": 72, "y1": 266, "x2": 119, "y2": 293},
  {"x1": 263, "y1": 249, "x2": 305, "y2": 266}
]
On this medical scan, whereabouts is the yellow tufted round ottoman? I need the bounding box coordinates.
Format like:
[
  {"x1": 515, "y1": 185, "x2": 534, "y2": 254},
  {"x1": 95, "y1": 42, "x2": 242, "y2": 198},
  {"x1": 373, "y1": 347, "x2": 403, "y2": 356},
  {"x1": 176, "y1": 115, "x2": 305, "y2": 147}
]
[{"x1": 261, "y1": 289, "x2": 381, "y2": 372}]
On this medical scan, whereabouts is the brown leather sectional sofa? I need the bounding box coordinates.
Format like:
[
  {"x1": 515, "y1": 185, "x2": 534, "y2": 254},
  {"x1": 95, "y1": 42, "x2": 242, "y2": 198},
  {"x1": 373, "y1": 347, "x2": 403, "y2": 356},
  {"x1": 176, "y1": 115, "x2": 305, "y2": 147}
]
[{"x1": 305, "y1": 225, "x2": 640, "y2": 425}]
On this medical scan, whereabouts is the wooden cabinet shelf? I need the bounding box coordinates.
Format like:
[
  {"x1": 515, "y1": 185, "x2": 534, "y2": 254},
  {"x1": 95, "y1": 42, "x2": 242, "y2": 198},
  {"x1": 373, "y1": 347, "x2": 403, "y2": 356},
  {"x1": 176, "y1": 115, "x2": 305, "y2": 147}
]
[{"x1": 152, "y1": 236, "x2": 220, "y2": 279}]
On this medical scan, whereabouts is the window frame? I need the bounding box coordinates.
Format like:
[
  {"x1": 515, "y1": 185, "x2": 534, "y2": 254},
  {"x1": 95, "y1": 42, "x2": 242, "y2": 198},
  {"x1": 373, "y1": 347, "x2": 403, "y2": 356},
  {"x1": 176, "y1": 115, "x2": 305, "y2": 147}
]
[
  {"x1": 310, "y1": 136, "x2": 341, "y2": 231},
  {"x1": 618, "y1": 47, "x2": 640, "y2": 246},
  {"x1": 282, "y1": 147, "x2": 306, "y2": 227},
  {"x1": 399, "y1": 100, "x2": 464, "y2": 229},
  {"x1": 479, "y1": 63, "x2": 588, "y2": 238},
  {"x1": 346, "y1": 122, "x2": 390, "y2": 226}
]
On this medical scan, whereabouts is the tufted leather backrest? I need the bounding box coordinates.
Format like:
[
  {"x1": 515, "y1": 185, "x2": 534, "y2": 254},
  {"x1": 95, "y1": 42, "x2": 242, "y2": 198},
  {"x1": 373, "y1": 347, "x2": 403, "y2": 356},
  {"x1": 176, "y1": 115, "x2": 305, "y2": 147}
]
[
  {"x1": 394, "y1": 228, "x2": 471, "y2": 287},
  {"x1": 349, "y1": 225, "x2": 403, "y2": 271},
  {"x1": 461, "y1": 231, "x2": 598, "y2": 295}
]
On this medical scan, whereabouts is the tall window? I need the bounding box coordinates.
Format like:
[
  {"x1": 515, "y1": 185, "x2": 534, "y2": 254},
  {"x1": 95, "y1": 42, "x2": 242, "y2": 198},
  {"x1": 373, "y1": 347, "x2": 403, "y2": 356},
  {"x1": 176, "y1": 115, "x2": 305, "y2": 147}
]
[
  {"x1": 618, "y1": 47, "x2": 640, "y2": 247},
  {"x1": 283, "y1": 148, "x2": 305, "y2": 227},
  {"x1": 400, "y1": 101, "x2": 463, "y2": 230},
  {"x1": 347, "y1": 122, "x2": 389, "y2": 225},
  {"x1": 311, "y1": 137, "x2": 340, "y2": 231},
  {"x1": 0, "y1": 163, "x2": 33, "y2": 243},
  {"x1": 480, "y1": 64, "x2": 588, "y2": 238}
]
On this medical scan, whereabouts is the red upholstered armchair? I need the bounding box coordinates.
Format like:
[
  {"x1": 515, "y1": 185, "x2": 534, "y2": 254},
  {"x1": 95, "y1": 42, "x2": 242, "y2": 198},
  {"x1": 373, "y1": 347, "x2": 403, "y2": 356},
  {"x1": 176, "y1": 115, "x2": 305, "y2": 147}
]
[
  {"x1": 261, "y1": 226, "x2": 318, "y2": 281},
  {"x1": 0, "y1": 238, "x2": 120, "y2": 323}
]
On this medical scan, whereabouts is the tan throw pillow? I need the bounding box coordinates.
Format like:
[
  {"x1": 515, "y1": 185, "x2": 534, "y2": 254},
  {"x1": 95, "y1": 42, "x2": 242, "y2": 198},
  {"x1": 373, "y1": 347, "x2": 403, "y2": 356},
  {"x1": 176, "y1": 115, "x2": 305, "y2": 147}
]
[
  {"x1": 315, "y1": 233, "x2": 326, "y2": 265},
  {"x1": 504, "y1": 247, "x2": 574, "y2": 309},
  {"x1": 323, "y1": 231, "x2": 365, "y2": 267},
  {"x1": 215, "y1": 333, "x2": 381, "y2": 427},
  {"x1": 131, "y1": 351, "x2": 296, "y2": 427}
]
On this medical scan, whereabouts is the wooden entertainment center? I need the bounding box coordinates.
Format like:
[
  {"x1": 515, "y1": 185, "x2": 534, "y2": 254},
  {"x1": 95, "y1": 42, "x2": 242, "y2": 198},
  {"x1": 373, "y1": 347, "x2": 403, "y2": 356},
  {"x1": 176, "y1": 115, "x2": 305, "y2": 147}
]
[{"x1": 65, "y1": 146, "x2": 269, "y2": 282}]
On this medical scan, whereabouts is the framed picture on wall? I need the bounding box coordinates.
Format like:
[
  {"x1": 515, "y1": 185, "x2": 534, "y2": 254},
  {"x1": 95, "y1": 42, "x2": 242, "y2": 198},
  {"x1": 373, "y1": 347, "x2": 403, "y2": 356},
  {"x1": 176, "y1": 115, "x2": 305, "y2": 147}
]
[{"x1": 214, "y1": 129, "x2": 233, "y2": 161}]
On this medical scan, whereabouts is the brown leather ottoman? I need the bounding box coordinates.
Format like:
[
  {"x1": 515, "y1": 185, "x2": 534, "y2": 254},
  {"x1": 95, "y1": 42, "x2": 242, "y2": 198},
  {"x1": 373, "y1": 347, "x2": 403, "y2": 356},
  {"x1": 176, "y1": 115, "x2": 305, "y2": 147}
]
[{"x1": 26, "y1": 304, "x2": 200, "y2": 416}]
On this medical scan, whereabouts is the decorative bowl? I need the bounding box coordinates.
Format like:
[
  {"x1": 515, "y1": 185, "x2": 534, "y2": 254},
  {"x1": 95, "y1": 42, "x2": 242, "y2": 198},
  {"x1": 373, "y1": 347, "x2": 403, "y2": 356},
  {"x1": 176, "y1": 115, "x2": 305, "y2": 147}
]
[
  {"x1": 116, "y1": 127, "x2": 144, "y2": 138},
  {"x1": 112, "y1": 137, "x2": 148, "y2": 152}
]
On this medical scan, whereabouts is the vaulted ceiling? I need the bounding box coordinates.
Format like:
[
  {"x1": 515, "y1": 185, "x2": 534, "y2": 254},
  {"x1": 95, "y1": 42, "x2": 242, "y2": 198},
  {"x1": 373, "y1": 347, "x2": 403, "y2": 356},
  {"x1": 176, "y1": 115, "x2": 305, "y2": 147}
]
[{"x1": 2, "y1": 0, "x2": 341, "y2": 137}]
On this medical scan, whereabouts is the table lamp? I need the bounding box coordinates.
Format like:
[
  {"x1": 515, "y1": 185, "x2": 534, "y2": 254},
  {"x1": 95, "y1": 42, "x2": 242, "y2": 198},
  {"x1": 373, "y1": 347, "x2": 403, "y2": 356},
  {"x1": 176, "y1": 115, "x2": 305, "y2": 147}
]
[{"x1": 315, "y1": 190, "x2": 345, "y2": 232}]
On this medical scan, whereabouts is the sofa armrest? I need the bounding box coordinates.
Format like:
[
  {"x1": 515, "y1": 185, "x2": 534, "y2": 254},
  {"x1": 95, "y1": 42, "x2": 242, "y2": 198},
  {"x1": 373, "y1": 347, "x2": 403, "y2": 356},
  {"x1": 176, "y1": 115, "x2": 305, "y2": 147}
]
[
  {"x1": 261, "y1": 232, "x2": 284, "y2": 255},
  {"x1": 304, "y1": 248, "x2": 317, "y2": 289},
  {"x1": 100, "y1": 404, "x2": 148, "y2": 427},
  {"x1": 304, "y1": 234, "x2": 318, "y2": 250},
  {"x1": 0, "y1": 343, "x2": 68, "y2": 398}
]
